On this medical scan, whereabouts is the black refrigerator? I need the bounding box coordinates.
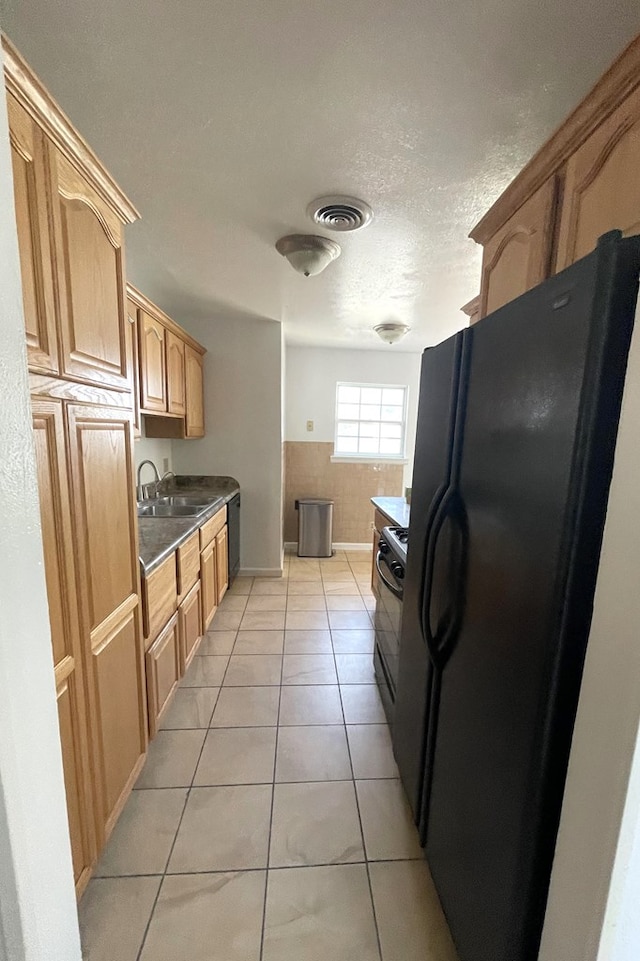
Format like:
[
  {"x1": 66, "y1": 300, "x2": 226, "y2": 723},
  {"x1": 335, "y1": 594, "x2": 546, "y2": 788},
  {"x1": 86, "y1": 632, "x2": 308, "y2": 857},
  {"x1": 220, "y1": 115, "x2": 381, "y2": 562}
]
[{"x1": 392, "y1": 231, "x2": 640, "y2": 961}]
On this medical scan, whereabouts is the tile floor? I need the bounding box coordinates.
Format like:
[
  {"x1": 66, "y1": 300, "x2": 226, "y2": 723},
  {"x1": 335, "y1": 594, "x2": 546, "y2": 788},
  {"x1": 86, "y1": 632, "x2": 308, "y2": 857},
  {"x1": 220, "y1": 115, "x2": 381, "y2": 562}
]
[{"x1": 79, "y1": 550, "x2": 459, "y2": 961}]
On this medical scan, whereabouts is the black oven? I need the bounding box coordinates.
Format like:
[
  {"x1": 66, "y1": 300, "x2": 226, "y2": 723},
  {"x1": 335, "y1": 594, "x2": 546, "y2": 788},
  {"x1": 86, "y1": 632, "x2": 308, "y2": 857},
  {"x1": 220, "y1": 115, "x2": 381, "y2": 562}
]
[{"x1": 372, "y1": 527, "x2": 406, "y2": 725}]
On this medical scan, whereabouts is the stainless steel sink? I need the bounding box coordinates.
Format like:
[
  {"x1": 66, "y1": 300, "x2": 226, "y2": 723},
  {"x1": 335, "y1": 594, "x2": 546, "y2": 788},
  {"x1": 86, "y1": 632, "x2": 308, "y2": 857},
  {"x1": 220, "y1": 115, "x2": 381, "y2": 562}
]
[
  {"x1": 138, "y1": 504, "x2": 208, "y2": 518},
  {"x1": 155, "y1": 495, "x2": 219, "y2": 508}
]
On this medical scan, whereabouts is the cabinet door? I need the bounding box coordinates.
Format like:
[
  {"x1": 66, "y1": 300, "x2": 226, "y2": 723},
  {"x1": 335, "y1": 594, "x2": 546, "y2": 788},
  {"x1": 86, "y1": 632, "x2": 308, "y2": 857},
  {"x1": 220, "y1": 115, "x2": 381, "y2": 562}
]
[
  {"x1": 31, "y1": 398, "x2": 95, "y2": 895},
  {"x1": 126, "y1": 299, "x2": 141, "y2": 437},
  {"x1": 179, "y1": 579, "x2": 203, "y2": 674},
  {"x1": 139, "y1": 311, "x2": 167, "y2": 411},
  {"x1": 479, "y1": 178, "x2": 557, "y2": 318},
  {"x1": 166, "y1": 330, "x2": 186, "y2": 415},
  {"x1": 51, "y1": 151, "x2": 130, "y2": 391},
  {"x1": 200, "y1": 540, "x2": 218, "y2": 630},
  {"x1": 185, "y1": 345, "x2": 205, "y2": 437},
  {"x1": 216, "y1": 526, "x2": 229, "y2": 604},
  {"x1": 556, "y1": 85, "x2": 640, "y2": 269},
  {"x1": 146, "y1": 613, "x2": 180, "y2": 737},
  {"x1": 7, "y1": 94, "x2": 59, "y2": 374},
  {"x1": 66, "y1": 403, "x2": 147, "y2": 842}
]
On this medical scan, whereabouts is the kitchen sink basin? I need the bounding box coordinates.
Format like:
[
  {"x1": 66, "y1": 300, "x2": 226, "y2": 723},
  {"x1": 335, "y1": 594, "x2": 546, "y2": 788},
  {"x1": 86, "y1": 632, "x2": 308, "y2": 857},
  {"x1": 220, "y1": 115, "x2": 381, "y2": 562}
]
[
  {"x1": 137, "y1": 503, "x2": 209, "y2": 518},
  {"x1": 155, "y1": 495, "x2": 221, "y2": 508}
]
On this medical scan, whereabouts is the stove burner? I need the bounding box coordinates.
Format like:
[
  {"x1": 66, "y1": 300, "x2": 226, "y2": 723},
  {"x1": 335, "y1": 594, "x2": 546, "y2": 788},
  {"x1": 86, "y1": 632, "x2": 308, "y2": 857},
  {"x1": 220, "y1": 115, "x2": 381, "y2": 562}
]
[{"x1": 381, "y1": 526, "x2": 409, "y2": 569}]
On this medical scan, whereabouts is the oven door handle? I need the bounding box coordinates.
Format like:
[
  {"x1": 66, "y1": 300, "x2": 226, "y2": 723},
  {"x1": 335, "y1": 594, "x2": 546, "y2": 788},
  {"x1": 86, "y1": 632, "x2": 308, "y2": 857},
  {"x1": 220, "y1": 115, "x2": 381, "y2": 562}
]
[{"x1": 375, "y1": 551, "x2": 404, "y2": 599}]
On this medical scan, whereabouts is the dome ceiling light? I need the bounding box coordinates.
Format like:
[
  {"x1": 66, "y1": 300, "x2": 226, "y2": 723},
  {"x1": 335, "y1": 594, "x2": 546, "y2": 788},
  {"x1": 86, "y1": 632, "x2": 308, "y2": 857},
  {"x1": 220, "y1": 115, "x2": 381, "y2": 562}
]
[
  {"x1": 374, "y1": 322, "x2": 411, "y2": 345},
  {"x1": 275, "y1": 234, "x2": 341, "y2": 277},
  {"x1": 307, "y1": 195, "x2": 373, "y2": 231}
]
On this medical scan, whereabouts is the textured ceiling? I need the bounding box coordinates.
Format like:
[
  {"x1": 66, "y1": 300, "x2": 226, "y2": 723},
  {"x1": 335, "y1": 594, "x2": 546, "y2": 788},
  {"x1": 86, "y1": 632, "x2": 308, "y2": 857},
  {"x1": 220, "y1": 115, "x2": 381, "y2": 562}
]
[{"x1": 2, "y1": 0, "x2": 639, "y2": 351}]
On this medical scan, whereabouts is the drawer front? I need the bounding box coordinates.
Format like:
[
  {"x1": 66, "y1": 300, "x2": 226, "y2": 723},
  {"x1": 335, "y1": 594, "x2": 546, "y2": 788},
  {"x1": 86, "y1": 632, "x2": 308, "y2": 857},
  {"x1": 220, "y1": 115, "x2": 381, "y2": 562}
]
[
  {"x1": 146, "y1": 613, "x2": 180, "y2": 736},
  {"x1": 179, "y1": 579, "x2": 202, "y2": 673},
  {"x1": 142, "y1": 553, "x2": 178, "y2": 646},
  {"x1": 200, "y1": 505, "x2": 227, "y2": 550},
  {"x1": 177, "y1": 531, "x2": 200, "y2": 598}
]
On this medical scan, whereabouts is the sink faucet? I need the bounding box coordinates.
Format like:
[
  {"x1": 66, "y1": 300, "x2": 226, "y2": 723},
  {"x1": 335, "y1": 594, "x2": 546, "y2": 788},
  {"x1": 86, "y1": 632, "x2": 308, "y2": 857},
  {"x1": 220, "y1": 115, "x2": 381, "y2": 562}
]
[{"x1": 136, "y1": 459, "x2": 160, "y2": 501}]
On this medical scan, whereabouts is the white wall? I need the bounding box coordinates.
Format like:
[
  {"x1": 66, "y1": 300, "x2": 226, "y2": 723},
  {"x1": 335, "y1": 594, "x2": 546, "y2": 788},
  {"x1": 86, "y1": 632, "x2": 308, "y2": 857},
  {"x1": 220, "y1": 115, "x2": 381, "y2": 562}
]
[
  {"x1": 134, "y1": 433, "x2": 173, "y2": 479},
  {"x1": 0, "y1": 42, "x2": 81, "y2": 961},
  {"x1": 172, "y1": 315, "x2": 283, "y2": 574},
  {"x1": 539, "y1": 298, "x2": 640, "y2": 961},
  {"x1": 285, "y1": 345, "x2": 422, "y2": 488},
  {"x1": 598, "y1": 731, "x2": 640, "y2": 961}
]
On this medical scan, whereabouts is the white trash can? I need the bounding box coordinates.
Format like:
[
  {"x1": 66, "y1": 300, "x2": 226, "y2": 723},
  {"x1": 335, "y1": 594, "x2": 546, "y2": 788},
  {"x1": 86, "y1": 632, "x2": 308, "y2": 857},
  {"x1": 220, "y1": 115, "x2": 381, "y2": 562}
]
[{"x1": 295, "y1": 498, "x2": 334, "y2": 557}]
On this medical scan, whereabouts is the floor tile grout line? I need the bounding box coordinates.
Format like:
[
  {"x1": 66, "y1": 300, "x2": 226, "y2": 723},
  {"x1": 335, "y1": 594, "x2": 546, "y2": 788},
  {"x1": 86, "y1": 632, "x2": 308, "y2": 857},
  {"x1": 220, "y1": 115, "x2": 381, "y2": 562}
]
[
  {"x1": 95, "y1": 856, "x2": 425, "y2": 881},
  {"x1": 131, "y1": 775, "x2": 403, "y2": 791},
  {"x1": 331, "y1": 580, "x2": 384, "y2": 961},
  {"x1": 134, "y1": 654, "x2": 230, "y2": 961},
  {"x1": 258, "y1": 637, "x2": 285, "y2": 961}
]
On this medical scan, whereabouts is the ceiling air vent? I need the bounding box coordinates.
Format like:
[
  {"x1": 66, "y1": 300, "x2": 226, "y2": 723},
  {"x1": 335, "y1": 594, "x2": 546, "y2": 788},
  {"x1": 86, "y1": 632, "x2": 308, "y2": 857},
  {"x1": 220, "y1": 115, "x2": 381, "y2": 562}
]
[{"x1": 307, "y1": 195, "x2": 373, "y2": 232}]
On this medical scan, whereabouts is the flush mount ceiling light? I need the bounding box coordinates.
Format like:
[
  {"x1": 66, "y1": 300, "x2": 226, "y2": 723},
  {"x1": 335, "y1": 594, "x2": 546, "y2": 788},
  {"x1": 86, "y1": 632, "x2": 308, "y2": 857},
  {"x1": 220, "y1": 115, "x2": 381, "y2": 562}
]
[
  {"x1": 307, "y1": 195, "x2": 374, "y2": 231},
  {"x1": 275, "y1": 234, "x2": 341, "y2": 277},
  {"x1": 374, "y1": 322, "x2": 411, "y2": 345}
]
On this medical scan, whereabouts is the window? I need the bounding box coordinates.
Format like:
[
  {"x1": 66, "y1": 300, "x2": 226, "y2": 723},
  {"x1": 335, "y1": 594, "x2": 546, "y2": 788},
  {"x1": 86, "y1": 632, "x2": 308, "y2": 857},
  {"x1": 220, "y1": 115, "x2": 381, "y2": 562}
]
[{"x1": 334, "y1": 382, "x2": 408, "y2": 460}]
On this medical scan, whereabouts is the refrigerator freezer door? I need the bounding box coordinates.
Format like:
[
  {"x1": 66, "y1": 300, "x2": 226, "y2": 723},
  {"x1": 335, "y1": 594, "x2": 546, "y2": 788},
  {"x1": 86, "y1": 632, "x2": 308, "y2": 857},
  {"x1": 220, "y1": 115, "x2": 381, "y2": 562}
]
[
  {"x1": 392, "y1": 332, "x2": 463, "y2": 819},
  {"x1": 422, "y1": 234, "x2": 640, "y2": 961}
]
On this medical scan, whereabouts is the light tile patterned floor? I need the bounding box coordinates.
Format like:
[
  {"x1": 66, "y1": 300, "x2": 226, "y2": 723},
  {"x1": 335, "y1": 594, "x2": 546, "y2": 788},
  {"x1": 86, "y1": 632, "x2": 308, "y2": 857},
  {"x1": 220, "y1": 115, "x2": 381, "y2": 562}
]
[{"x1": 79, "y1": 550, "x2": 458, "y2": 961}]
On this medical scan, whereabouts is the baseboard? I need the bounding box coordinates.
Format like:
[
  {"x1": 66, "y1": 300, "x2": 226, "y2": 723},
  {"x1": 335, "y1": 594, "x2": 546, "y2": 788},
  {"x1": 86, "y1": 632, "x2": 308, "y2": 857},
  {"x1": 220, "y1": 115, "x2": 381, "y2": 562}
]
[
  {"x1": 284, "y1": 542, "x2": 371, "y2": 552},
  {"x1": 239, "y1": 567, "x2": 285, "y2": 578}
]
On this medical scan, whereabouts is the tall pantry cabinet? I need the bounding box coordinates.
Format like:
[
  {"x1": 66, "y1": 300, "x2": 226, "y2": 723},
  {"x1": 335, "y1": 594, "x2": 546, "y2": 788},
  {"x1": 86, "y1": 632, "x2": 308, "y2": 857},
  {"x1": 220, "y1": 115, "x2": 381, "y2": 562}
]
[{"x1": 4, "y1": 36, "x2": 147, "y2": 896}]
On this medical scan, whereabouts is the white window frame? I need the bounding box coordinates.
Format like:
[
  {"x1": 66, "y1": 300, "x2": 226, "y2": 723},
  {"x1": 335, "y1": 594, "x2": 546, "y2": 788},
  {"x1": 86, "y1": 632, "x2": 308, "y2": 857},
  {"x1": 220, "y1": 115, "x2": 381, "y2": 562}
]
[{"x1": 331, "y1": 381, "x2": 409, "y2": 464}]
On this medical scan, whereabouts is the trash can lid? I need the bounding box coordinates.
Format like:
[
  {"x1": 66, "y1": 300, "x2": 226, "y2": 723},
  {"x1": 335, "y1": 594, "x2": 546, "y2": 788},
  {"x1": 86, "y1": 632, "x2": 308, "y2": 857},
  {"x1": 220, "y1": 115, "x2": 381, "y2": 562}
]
[{"x1": 296, "y1": 498, "x2": 334, "y2": 506}]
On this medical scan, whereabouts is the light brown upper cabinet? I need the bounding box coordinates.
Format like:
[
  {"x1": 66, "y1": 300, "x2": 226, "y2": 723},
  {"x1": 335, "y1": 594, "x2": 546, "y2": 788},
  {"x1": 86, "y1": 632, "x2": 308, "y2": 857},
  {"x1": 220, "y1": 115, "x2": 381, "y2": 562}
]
[
  {"x1": 51, "y1": 150, "x2": 130, "y2": 391},
  {"x1": 478, "y1": 178, "x2": 557, "y2": 318},
  {"x1": 469, "y1": 35, "x2": 640, "y2": 317},
  {"x1": 185, "y1": 345, "x2": 205, "y2": 437},
  {"x1": 556, "y1": 85, "x2": 640, "y2": 270},
  {"x1": 166, "y1": 329, "x2": 186, "y2": 415},
  {"x1": 7, "y1": 94, "x2": 59, "y2": 375},
  {"x1": 126, "y1": 298, "x2": 141, "y2": 437},
  {"x1": 139, "y1": 310, "x2": 167, "y2": 412},
  {"x1": 6, "y1": 35, "x2": 144, "y2": 896},
  {"x1": 127, "y1": 284, "x2": 206, "y2": 437}
]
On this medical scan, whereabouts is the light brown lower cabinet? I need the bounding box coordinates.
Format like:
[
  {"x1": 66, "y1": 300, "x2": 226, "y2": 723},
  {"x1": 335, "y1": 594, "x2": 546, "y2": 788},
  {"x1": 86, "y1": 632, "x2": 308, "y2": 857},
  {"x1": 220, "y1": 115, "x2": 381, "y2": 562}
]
[
  {"x1": 66, "y1": 403, "x2": 147, "y2": 845},
  {"x1": 146, "y1": 613, "x2": 180, "y2": 736},
  {"x1": 179, "y1": 579, "x2": 203, "y2": 673},
  {"x1": 31, "y1": 398, "x2": 95, "y2": 895},
  {"x1": 216, "y1": 526, "x2": 229, "y2": 604},
  {"x1": 31, "y1": 396, "x2": 147, "y2": 894},
  {"x1": 201, "y1": 539, "x2": 218, "y2": 630}
]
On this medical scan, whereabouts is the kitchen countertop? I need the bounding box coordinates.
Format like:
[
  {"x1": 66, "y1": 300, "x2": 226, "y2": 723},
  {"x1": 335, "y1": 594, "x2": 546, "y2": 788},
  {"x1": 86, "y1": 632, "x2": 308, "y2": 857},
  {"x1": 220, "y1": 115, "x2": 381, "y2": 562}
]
[
  {"x1": 371, "y1": 496, "x2": 411, "y2": 529},
  {"x1": 138, "y1": 475, "x2": 239, "y2": 576}
]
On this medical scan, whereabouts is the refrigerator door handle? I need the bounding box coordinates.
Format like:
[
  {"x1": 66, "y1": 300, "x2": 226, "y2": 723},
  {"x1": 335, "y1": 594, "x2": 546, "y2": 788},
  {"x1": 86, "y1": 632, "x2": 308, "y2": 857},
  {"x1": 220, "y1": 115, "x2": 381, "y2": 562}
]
[
  {"x1": 434, "y1": 491, "x2": 469, "y2": 669},
  {"x1": 420, "y1": 488, "x2": 468, "y2": 670}
]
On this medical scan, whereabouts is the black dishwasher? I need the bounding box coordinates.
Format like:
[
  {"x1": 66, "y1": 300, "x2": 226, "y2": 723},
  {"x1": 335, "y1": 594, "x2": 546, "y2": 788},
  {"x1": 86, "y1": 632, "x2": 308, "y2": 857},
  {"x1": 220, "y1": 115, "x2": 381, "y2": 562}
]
[{"x1": 227, "y1": 492, "x2": 240, "y2": 583}]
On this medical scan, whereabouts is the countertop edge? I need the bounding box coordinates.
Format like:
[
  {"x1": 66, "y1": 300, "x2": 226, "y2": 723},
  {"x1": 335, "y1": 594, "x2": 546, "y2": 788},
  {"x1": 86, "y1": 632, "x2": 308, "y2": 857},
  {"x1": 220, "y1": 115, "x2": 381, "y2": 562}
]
[
  {"x1": 371, "y1": 496, "x2": 411, "y2": 529},
  {"x1": 139, "y1": 486, "x2": 240, "y2": 577}
]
